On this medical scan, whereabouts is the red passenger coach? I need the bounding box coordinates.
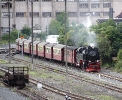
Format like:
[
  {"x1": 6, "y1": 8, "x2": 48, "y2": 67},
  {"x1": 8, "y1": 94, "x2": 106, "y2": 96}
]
[
  {"x1": 45, "y1": 43, "x2": 56, "y2": 59},
  {"x1": 16, "y1": 38, "x2": 27, "y2": 52},
  {"x1": 31, "y1": 41, "x2": 41, "y2": 56},
  {"x1": 65, "y1": 46, "x2": 78, "y2": 64},
  {"x1": 37, "y1": 42, "x2": 49, "y2": 57},
  {"x1": 23, "y1": 40, "x2": 31, "y2": 55},
  {"x1": 53, "y1": 44, "x2": 65, "y2": 61},
  {"x1": 15, "y1": 38, "x2": 21, "y2": 51}
]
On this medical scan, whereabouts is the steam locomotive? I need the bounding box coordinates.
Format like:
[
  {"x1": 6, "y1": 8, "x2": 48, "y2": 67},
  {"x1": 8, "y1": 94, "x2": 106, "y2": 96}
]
[
  {"x1": 76, "y1": 46, "x2": 100, "y2": 72},
  {"x1": 16, "y1": 38, "x2": 100, "y2": 72}
]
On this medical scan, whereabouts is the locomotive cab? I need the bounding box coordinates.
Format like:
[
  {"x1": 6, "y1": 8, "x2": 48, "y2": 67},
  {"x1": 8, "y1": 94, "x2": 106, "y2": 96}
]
[{"x1": 76, "y1": 47, "x2": 86, "y2": 69}]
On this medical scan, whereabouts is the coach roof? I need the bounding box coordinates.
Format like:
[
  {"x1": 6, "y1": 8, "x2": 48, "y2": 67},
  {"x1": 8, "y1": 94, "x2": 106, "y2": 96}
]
[
  {"x1": 67, "y1": 45, "x2": 78, "y2": 50},
  {"x1": 45, "y1": 43, "x2": 56, "y2": 47},
  {"x1": 53, "y1": 44, "x2": 65, "y2": 49}
]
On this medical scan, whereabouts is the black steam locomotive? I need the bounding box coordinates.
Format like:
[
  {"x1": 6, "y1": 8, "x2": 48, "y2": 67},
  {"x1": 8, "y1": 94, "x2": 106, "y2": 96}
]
[{"x1": 76, "y1": 46, "x2": 100, "y2": 72}]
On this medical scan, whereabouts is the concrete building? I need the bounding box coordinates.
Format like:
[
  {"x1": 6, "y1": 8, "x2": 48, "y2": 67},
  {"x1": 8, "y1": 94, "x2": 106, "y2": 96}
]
[{"x1": 0, "y1": 0, "x2": 122, "y2": 36}]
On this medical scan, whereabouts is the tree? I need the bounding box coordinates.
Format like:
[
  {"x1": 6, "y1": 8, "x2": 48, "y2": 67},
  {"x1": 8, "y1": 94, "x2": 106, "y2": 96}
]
[
  {"x1": 37, "y1": 32, "x2": 47, "y2": 41},
  {"x1": 2, "y1": 29, "x2": 18, "y2": 42},
  {"x1": 21, "y1": 26, "x2": 31, "y2": 38},
  {"x1": 91, "y1": 19, "x2": 122, "y2": 64},
  {"x1": 48, "y1": 20, "x2": 62, "y2": 35}
]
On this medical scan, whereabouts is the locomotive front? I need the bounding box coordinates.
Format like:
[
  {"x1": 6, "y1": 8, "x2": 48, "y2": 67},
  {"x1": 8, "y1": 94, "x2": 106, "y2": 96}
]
[
  {"x1": 76, "y1": 46, "x2": 100, "y2": 72},
  {"x1": 85, "y1": 46, "x2": 100, "y2": 72}
]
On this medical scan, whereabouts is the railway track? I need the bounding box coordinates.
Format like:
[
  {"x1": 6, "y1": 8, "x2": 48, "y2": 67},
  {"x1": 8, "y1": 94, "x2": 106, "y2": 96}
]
[
  {"x1": 1, "y1": 55, "x2": 122, "y2": 99},
  {"x1": 0, "y1": 64, "x2": 94, "y2": 100},
  {"x1": 0, "y1": 77, "x2": 48, "y2": 100}
]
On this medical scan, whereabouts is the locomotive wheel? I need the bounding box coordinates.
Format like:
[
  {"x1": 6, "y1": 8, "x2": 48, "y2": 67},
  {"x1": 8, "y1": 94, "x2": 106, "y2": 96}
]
[{"x1": 18, "y1": 83, "x2": 26, "y2": 89}]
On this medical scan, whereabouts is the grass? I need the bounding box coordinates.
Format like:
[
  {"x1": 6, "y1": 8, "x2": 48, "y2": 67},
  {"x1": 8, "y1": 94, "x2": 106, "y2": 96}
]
[
  {"x1": 94, "y1": 94, "x2": 116, "y2": 100},
  {"x1": 29, "y1": 69, "x2": 65, "y2": 81},
  {"x1": 0, "y1": 59, "x2": 7, "y2": 64}
]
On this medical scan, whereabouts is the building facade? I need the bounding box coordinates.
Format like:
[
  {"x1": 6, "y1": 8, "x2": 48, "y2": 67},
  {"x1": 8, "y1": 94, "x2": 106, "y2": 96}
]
[{"x1": 0, "y1": 0, "x2": 122, "y2": 36}]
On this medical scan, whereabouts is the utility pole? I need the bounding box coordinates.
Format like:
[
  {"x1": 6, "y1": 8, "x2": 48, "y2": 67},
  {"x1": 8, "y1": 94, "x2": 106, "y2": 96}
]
[
  {"x1": 8, "y1": 0, "x2": 11, "y2": 63},
  {"x1": 29, "y1": 0, "x2": 34, "y2": 70}
]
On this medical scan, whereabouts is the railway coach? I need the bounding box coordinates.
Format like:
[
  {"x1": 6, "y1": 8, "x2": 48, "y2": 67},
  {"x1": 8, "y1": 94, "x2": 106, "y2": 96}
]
[
  {"x1": 52, "y1": 44, "x2": 65, "y2": 62},
  {"x1": 16, "y1": 38, "x2": 27, "y2": 52}
]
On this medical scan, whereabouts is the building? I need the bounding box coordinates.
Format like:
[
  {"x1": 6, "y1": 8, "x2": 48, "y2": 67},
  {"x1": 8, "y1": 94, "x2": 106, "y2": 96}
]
[{"x1": 0, "y1": 0, "x2": 122, "y2": 36}]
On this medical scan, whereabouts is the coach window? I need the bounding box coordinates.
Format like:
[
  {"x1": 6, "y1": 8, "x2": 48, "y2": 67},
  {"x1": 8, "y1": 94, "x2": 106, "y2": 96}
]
[
  {"x1": 39, "y1": 46, "x2": 43, "y2": 51},
  {"x1": 24, "y1": 44, "x2": 28, "y2": 49},
  {"x1": 33, "y1": 45, "x2": 36, "y2": 50},
  {"x1": 58, "y1": 50, "x2": 61, "y2": 55}
]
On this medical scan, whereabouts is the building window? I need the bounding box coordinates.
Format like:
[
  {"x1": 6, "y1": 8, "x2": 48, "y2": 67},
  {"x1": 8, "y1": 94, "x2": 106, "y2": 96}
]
[
  {"x1": 42, "y1": 12, "x2": 51, "y2": 17},
  {"x1": 103, "y1": 0, "x2": 112, "y2": 2},
  {"x1": 80, "y1": 12, "x2": 88, "y2": 16},
  {"x1": 16, "y1": 12, "x2": 26, "y2": 17},
  {"x1": 2, "y1": 3, "x2": 12, "y2": 9},
  {"x1": 55, "y1": 0, "x2": 64, "y2": 1},
  {"x1": 68, "y1": 12, "x2": 77, "y2": 17},
  {"x1": 67, "y1": 0, "x2": 74, "y2": 2},
  {"x1": 79, "y1": 3, "x2": 88, "y2": 8},
  {"x1": 42, "y1": 0, "x2": 51, "y2": 2},
  {"x1": 56, "y1": 12, "x2": 61, "y2": 16},
  {"x1": 103, "y1": 12, "x2": 109, "y2": 16},
  {"x1": 91, "y1": 3, "x2": 100, "y2": 8},
  {"x1": 91, "y1": 0, "x2": 100, "y2": 1},
  {"x1": 1, "y1": 0, "x2": 12, "y2": 1},
  {"x1": 2, "y1": 12, "x2": 13, "y2": 17},
  {"x1": 29, "y1": 12, "x2": 39, "y2": 17},
  {"x1": 91, "y1": 12, "x2": 100, "y2": 16},
  {"x1": 103, "y1": 3, "x2": 111, "y2": 8},
  {"x1": 79, "y1": 0, "x2": 88, "y2": 1},
  {"x1": 15, "y1": 0, "x2": 26, "y2": 1}
]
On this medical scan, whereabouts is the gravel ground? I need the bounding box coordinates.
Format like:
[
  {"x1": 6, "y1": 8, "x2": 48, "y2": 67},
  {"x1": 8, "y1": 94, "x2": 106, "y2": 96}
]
[
  {"x1": 0, "y1": 87, "x2": 27, "y2": 100},
  {"x1": 1, "y1": 54, "x2": 122, "y2": 100}
]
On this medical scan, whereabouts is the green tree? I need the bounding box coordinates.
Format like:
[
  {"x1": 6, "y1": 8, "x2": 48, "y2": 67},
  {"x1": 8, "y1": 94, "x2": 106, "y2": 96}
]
[
  {"x1": 2, "y1": 29, "x2": 18, "y2": 42},
  {"x1": 91, "y1": 19, "x2": 122, "y2": 64},
  {"x1": 48, "y1": 20, "x2": 62, "y2": 35},
  {"x1": 115, "y1": 49, "x2": 122, "y2": 72},
  {"x1": 37, "y1": 32, "x2": 47, "y2": 41},
  {"x1": 21, "y1": 26, "x2": 31, "y2": 38}
]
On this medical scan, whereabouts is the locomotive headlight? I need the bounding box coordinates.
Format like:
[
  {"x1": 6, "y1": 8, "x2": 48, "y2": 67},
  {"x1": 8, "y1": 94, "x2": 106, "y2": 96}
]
[
  {"x1": 97, "y1": 60, "x2": 100, "y2": 62},
  {"x1": 90, "y1": 43, "x2": 95, "y2": 48},
  {"x1": 89, "y1": 61, "x2": 91, "y2": 62}
]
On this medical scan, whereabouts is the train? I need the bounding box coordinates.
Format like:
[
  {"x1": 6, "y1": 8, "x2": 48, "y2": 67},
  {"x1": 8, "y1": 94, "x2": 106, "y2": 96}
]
[
  {"x1": 15, "y1": 38, "x2": 100, "y2": 72},
  {"x1": 3, "y1": 65, "x2": 29, "y2": 89}
]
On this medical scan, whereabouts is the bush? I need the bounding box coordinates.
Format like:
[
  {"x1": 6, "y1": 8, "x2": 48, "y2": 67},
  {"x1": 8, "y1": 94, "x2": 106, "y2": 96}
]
[
  {"x1": 114, "y1": 49, "x2": 122, "y2": 72},
  {"x1": 114, "y1": 60, "x2": 122, "y2": 72}
]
